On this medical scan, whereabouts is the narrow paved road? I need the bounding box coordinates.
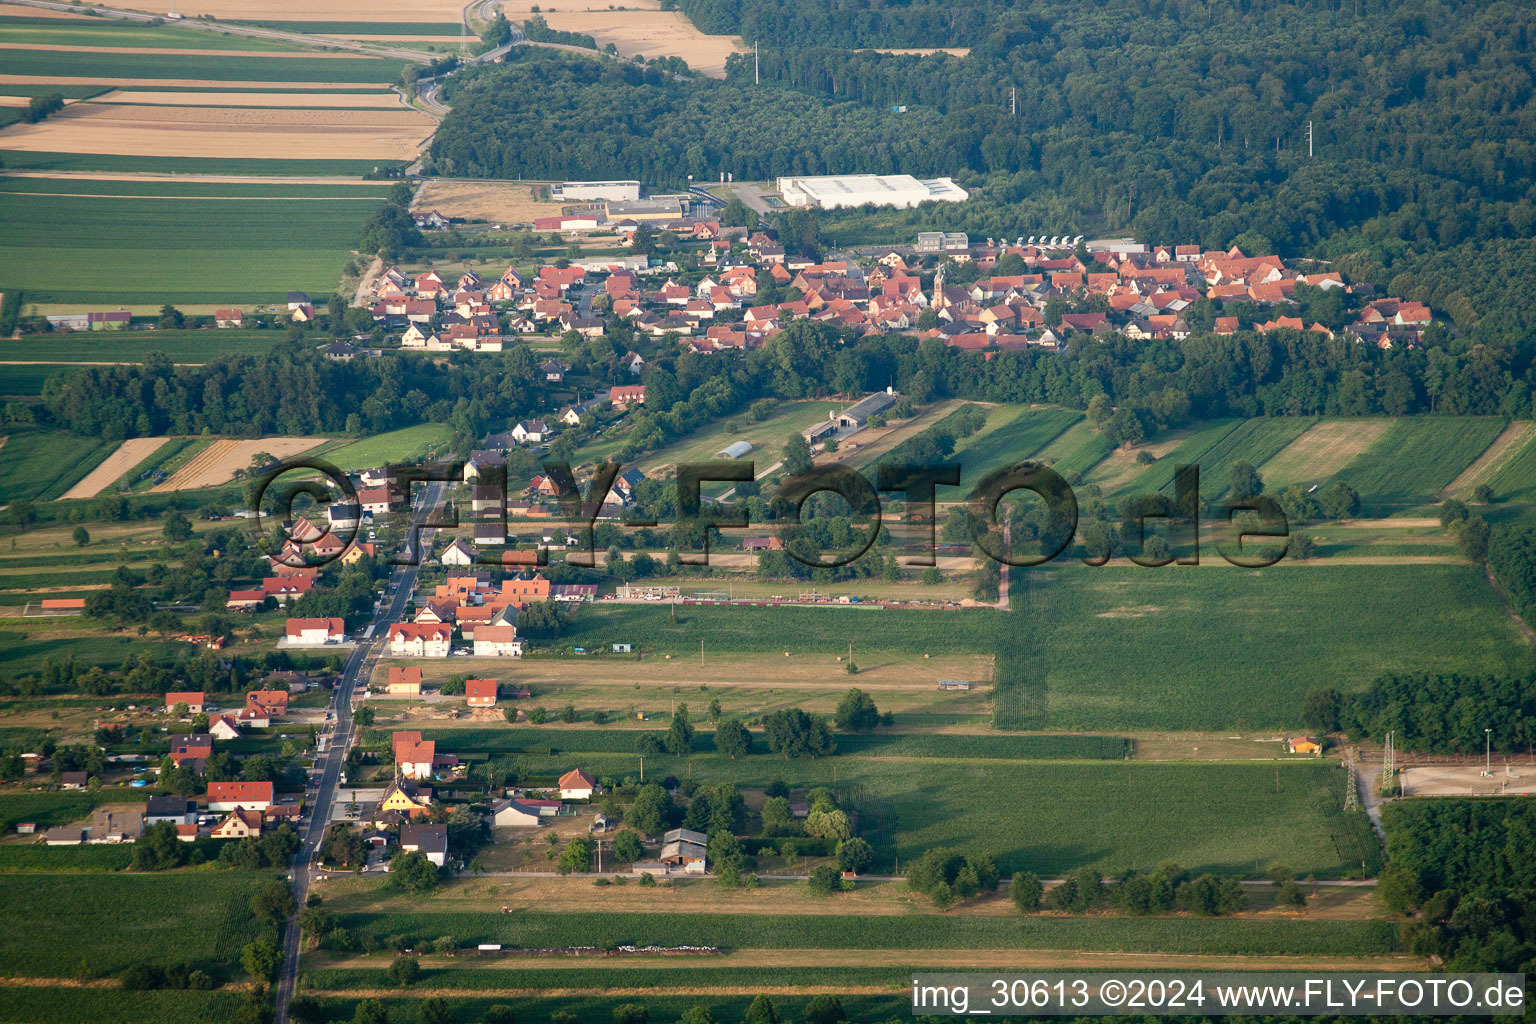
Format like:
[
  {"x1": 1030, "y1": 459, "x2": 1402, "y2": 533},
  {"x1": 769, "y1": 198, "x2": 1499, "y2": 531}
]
[{"x1": 273, "y1": 479, "x2": 444, "y2": 1024}]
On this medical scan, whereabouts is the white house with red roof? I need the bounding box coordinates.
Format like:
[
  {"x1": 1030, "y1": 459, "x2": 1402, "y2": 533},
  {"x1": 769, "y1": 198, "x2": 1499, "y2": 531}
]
[
  {"x1": 286, "y1": 617, "x2": 344, "y2": 645},
  {"x1": 558, "y1": 768, "x2": 597, "y2": 800},
  {"x1": 206, "y1": 780, "x2": 274, "y2": 812},
  {"x1": 388, "y1": 622, "x2": 452, "y2": 658},
  {"x1": 465, "y1": 678, "x2": 498, "y2": 707}
]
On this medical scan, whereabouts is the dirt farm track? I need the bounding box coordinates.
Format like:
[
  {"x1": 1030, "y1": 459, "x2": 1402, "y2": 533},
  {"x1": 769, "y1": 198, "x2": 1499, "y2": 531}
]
[{"x1": 151, "y1": 437, "x2": 326, "y2": 492}]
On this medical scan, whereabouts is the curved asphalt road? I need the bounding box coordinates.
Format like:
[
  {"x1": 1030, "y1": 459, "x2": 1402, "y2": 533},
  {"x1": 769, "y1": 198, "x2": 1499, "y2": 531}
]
[{"x1": 273, "y1": 479, "x2": 445, "y2": 1024}]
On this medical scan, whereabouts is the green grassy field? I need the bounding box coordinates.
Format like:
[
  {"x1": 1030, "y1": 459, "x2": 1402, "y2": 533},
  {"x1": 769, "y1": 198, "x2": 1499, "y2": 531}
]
[
  {"x1": 1175, "y1": 417, "x2": 1317, "y2": 499},
  {"x1": 0, "y1": 186, "x2": 381, "y2": 305},
  {"x1": 0, "y1": 178, "x2": 392, "y2": 200},
  {"x1": 0, "y1": 630, "x2": 173, "y2": 675},
  {"x1": 471, "y1": 746, "x2": 1375, "y2": 876},
  {"x1": 1484, "y1": 433, "x2": 1536, "y2": 502},
  {"x1": 0, "y1": 363, "x2": 59, "y2": 397},
  {"x1": 0, "y1": 20, "x2": 306, "y2": 50},
  {"x1": 0, "y1": 83, "x2": 112, "y2": 99},
  {"x1": 0, "y1": 151, "x2": 394, "y2": 175},
  {"x1": 626, "y1": 400, "x2": 841, "y2": 476},
  {"x1": 331, "y1": 900, "x2": 1398, "y2": 954},
  {"x1": 947, "y1": 405, "x2": 1082, "y2": 483},
  {"x1": 321, "y1": 424, "x2": 456, "y2": 471},
  {"x1": 1334, "y1": 417, "x2": 1506, "y2": 512},
  {"x1": 1, "y1": 49, "x2": 403, "y2": 83},
  {"x1": 563, "y1": 603, "x2": 1000, "y2": 657},
  {"x1": 0, "y1": 429, "x2": 117, "y2": 502},
  {"x1": 417, "y1": 726, "x2": 1132, "y2": 761},
  {"x1": 0, "y1": 329, "x2": 305, "y2": 364},
  {"x1": 1031, "y1": 417, "x2": 1115, "y2": 479},
  {"x1": 0, "y1": 792, "x2": 94, "y2": 832},
  {"x1": 1004, "y1": 562, "x2": 1527, "y2": 731},
  {"x1": 0, "y1": 871, "x2": 276, "y2": 979},
  {"x1": 0, "y1": 988, "x2": 252, "y2": 1024},
  {"x1": 1089, "y1": 419, "x2": 1240, "y2": 496},
  {"x1": 0, "y1": 844, "x2": 133, "y2": 872}
]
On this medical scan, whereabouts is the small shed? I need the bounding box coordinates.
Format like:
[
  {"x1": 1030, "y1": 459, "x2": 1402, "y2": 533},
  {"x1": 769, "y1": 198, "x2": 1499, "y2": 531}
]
[
  {"x1": 612, "y1": 643, "x2": 633, "y2": 653},
  {"x1": 716, "y1": 440, "x2": 753, "y2": 460},
  {"x1": 938, "y1": 680, "x2": 971, "y2": 691}
]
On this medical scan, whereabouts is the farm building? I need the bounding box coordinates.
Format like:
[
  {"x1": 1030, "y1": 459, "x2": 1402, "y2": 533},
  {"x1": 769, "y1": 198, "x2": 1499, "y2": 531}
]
[
  {"x1": 717, "y1": 440, "x2": 753, "y2": 459},
  {"x1": 552, "y1": 180, "x2": 641, "y2": 201},
  {"x1": 1287, "y1": 737, "x2": 1323, "y2": 756},
  {"x1": 490, "y1": 798, "x2": 544, "y2": 828},
  {"x1": 938, "y1": 680, "x2": 971, "y2": 691},
  {"x1": 835, "y1": 390, "x2": 899, "y2": 429}
]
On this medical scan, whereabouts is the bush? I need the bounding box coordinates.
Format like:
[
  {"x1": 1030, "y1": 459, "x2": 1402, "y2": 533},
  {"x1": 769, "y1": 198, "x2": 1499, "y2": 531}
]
[
  {"x1": 1011, "y1": 871, "x2": 1042, "y2": 912},
  {"x1": 807, "y1": 863, "x2": 841, "y2": 894}
]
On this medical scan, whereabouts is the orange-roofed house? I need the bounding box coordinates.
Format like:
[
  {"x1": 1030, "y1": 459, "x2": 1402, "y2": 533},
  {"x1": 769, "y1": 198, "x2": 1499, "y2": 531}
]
[
  {"x1": 395, "y1": 734, "x2": 437, "y2": 780},
  {"x1": 165, "y1": 691, "x2": 205, "y2": 714},
  {"x1": 388, "y1": 623, "x2": 452, "y2": 658},
  {"x1": 210, "y1": 807, "x2": 263, "y2": 839},
  {"x1": 465, "y1": 678, "x2": 498, "y2": 707},
  {"x1": 247, "y1": 689, "x2": 290, "y2": 716},
  {"x1": 558, "y1": 768, "x2": 597, "y2": 800},
  {"x1": 286, "y1": 617, "x2": 344, "y2": 645},
  {"x1": 387, "y1": 666, "x2": 423, "y2": 696}
]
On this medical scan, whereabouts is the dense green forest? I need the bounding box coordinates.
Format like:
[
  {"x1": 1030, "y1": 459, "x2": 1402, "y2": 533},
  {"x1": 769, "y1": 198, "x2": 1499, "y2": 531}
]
[
  {"x1": 22, "y1": 318, "x2": 1536, "y2": 451},
  {"x1": 1378, "y1": 800, "x2": 1535, "y2": 972},
  {"x1": 1334, "y1": 673, "x2": 1536, "y2": 754},
  {"x1": 433, "y1": 0, "x2": 1536, "y2": 347}
]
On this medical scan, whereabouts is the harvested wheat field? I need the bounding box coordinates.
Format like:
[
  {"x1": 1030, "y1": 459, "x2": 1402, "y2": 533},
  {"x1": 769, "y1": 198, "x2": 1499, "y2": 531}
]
[
  {"x1": 414, "y1": 179, "x2": 563, "y2": 224},
  {"x1": 0, "y1": 96, "x2": 30, "y2": 107},
  {"x1": 512, "y1": 2, "x2": 746, "y2": 77},
  {"x1": 869, "y1": 47, "x2": 972, "y2": 57},
  {"x1": 118, "y1": 0, "x2": 470, "y2": 19},
  {"x1": 1258, "y1": 418, "x2": 1392, "y2": 490},
  {"x1": 152, "y1": 437, "x2": 325, "y2": 491},
  {"x1": 95, "y1": 89, "x2": 405, "y2": 108},
  {"x1": 59, "y1": 436, "x2": 170, "y2": 500},
  {"x1": 0, "y1": 102, "x2": 436, "y2": 160}
]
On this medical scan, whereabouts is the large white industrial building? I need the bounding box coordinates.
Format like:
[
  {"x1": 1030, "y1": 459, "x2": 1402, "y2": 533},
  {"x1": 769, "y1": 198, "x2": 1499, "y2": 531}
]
[
  {"x1": 775, "y1": 174, "x2": 969, "y2": 210},
  {"x1": 551, "y1": 180, "x2": 642, "y2": 201}
]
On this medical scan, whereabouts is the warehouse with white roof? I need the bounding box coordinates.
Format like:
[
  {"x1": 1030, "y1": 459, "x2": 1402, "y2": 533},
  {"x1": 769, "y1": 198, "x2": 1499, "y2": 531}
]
[{"x1": 775, "y1": 174, "x2": 969, "y2": 210}]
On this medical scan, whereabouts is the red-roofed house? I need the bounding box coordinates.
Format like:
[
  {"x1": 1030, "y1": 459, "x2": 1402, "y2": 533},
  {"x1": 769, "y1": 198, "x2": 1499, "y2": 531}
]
[
  {"x1": 210, "y1": 807, "x2": 263, "y2": 839},
  {"x1": 395, "y1": 734, "x2": 437, "y2": 780},
  {"x1": 465, "y1": 678, "x2": 498, "y2": 707},
  {"x1": 387, "y1": 666, "x2": 423, "y2": 695},
  {"x1": 286, "y1": 617, "x2": 344, "y2": 644},
  {"x1": 558, "y1": 768, "x2": 597, "y2": 800},
  {"x1": 388, "y1": 623, "x2": 452, "y2": 658},
  {"x1": 164, "y1": 691, "x2": 205, "y2": 714},
  {"x1": 169, "y1": 733, "x2": 212, "y2": 766},
  {"x1": 207, "y1": 781, "x2": 274, "y2": 812},
  {"x1": 607, "y1": 385, "x2": 645, "y2": 408}
]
